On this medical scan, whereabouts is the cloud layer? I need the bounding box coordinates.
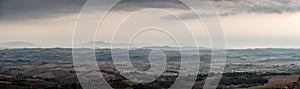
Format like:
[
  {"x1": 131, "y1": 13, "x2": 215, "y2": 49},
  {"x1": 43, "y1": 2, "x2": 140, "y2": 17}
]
[
  {"x1": 213, "y1": 0, "x2": 300, "y2": 16},
  {"x1": 0, "y1": 0, "x2": 85, "y2": 22},
  {"x1": 164, "y1": 0, "x2": 300, "y2": 20},
  {"x1": 1, "y1": 0, "x2": 300, "y2": 22},
  {"x1": 111, "y1": 0, "x2": 188, "y2": 11}
]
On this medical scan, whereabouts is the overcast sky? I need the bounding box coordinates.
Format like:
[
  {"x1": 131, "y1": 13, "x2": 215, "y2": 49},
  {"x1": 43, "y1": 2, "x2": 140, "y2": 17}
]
[{"x1": 0, "y1": 0, "x2": 300, "y2": 48}]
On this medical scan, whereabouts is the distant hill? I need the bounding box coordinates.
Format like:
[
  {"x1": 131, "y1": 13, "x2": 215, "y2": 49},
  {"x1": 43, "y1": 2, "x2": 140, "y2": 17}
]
[
  {"x1": 141, "y1": 46, "x2": 209, "y2": 50},
  {"x1": 142, "y1": 46, "x2": 178, "y2": 50},
  {"x1": 79, "y1": 41, "x2": 129, "y2": 48},
  {"x1": 0, "y1": 41, "x2": 37, "y2": 48},
  {"x1": 79, "y1": 41, "x2": 210, "y2": 50}
]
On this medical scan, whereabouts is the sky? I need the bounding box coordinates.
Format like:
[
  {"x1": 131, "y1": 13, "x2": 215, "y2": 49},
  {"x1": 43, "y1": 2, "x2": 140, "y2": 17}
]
[{"x1": 0, "y1": 0, "x2": 300, "y2": 49}]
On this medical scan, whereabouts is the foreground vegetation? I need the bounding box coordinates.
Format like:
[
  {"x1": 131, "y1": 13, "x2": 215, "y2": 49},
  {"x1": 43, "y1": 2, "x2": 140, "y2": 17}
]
[
  {"x1": 0, "y1": 48, "x2": 300, "y2": 88},
  {"x1": 0, "y1": 60, "x2": 299, "y2": 89}
]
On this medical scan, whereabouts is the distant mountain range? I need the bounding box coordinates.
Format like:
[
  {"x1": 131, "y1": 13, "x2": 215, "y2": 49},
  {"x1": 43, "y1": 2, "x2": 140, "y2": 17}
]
[
  {"x1": 79, "y1": 41, "x2": 129, "y2": 48},
  {"x1": 78, "y1": 41, "x2": 209, "y2": 50},
  {"x1": 141, "y1": 46, "x2": 209, "y2": 50},
  {"x1": 0, "y1": 41, "x2": 208, "y2": 50},
  {"x1": 0, "y1": 41, "x2": 37, "y2": 48}
]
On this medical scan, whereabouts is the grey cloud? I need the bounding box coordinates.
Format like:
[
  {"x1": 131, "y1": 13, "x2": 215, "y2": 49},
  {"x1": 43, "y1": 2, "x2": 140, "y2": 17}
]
[
  {"x1": 165, "y1": 0, "x2": 300, "y2": 20},
  {"x1": 213, "y1": 0, "x2": 300, "y2": 15},
  {"x1": 1, "y1": 0, "x2": 300, "y2": 22},
  {"x1": 162, "y1": 12, "x2": 213, "y2": 20},
  {"x1": 111, "y1": 0, "x2": 188, "y2": 11},
  {"x1": 0, "y1": 0, "x2": 86, "y2": 22},
  {"x1": 0, "y1": 0, "x2": 189, "y2": 22}
]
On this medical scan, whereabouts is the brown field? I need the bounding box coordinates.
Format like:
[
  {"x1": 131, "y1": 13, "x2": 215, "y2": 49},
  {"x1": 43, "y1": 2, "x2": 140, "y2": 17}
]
[{"x1": 264, "y1": 75, "x2": 300, "y2": 85}]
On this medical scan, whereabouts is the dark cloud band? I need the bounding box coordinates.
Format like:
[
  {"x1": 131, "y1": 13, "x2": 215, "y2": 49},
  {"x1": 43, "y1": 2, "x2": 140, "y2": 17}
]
[
  {"x1": 1, "y1": 0, "x2": 300, "y2": 22},
  {"x1": 0, "y1": 0, "x2": 86, "y2": 22},
  {"x1": 214, "y1": 0, "x2": 300, "y2": 16}
]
